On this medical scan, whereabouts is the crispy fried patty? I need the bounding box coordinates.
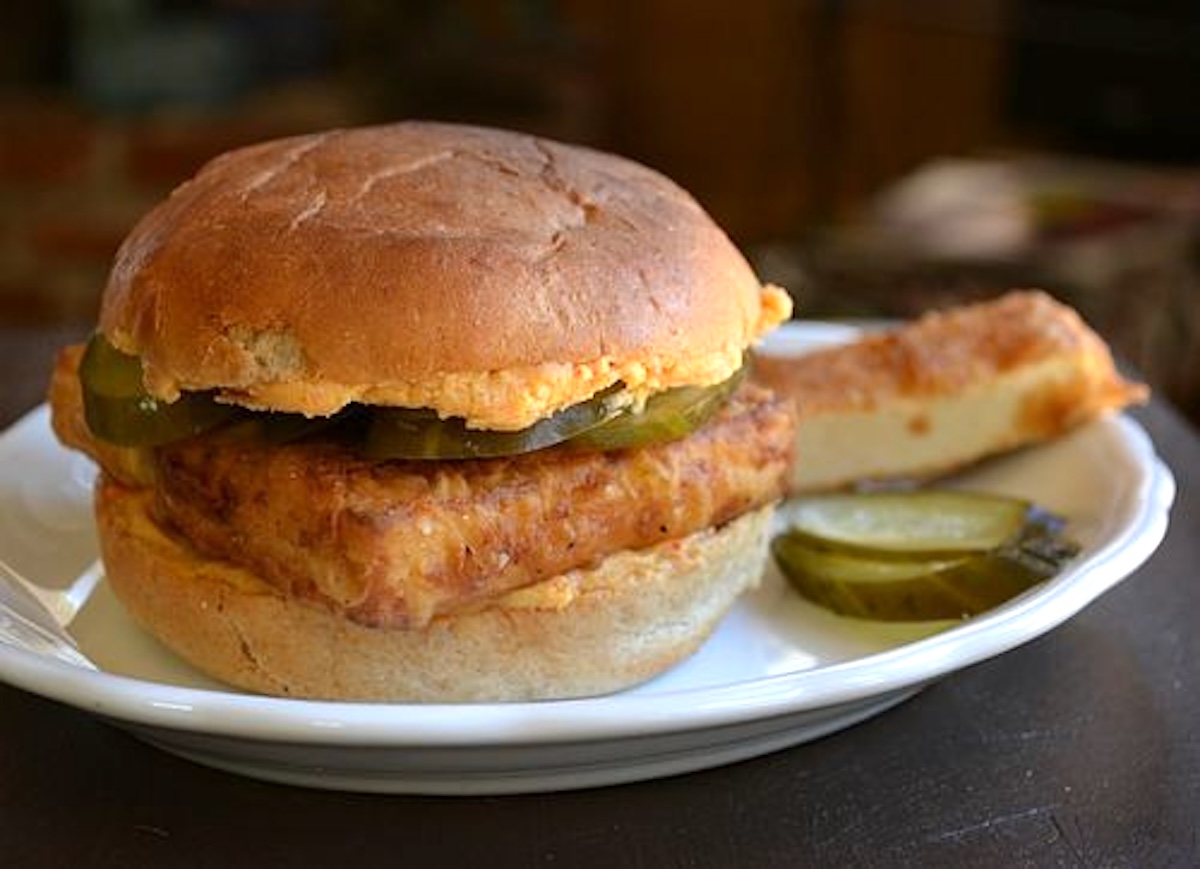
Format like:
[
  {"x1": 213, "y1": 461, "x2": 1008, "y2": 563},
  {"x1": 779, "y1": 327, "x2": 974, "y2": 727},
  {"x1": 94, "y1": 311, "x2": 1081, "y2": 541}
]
[
  {"x1": 51, "y1": 348, "x2": 794, "y2": 629},
  {"x1": 155, "y1": 383, "x2": 793, "y2": 627}
]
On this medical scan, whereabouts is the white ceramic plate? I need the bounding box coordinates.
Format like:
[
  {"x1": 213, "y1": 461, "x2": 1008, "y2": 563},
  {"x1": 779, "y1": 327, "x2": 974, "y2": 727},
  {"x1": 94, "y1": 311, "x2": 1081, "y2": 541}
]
[{"x1": 0, "y1": 324, "x2": 1175, "y2": 795}]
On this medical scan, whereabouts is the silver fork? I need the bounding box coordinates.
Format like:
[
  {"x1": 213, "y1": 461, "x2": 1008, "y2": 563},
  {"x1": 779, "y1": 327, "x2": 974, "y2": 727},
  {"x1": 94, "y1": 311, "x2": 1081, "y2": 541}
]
[{"x1": 0, "y1": 557, "x2": 99, "y2": 670}]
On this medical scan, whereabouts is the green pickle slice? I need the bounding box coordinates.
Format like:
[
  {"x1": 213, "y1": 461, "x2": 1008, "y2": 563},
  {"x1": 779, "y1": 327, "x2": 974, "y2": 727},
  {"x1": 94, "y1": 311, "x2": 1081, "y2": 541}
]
[
  {"x1": 773, "y1": 491, "x2": 1081, "y2": 621},
  {"x1": 365, "y1": 368, "x2": 745, "y2": 460},
  {"x1": 785, "y1": 490, "x2": 1034, "y2": 558},
  {"x1": 363, "y1": 389, "x2": 626, "y2": 460},
  {"x1": 80, "y1": 334, "x2": 238, "y2": 446},
  {"x1": 569, "y1": 366, "x2": 745, "y2": 451}
]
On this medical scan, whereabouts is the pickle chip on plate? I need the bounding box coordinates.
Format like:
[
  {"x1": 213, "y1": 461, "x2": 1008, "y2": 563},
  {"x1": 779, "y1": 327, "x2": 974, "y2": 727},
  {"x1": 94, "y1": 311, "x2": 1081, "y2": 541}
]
[{"x1": 773, "y1": 490, "x2": 1081, "y2": 621}]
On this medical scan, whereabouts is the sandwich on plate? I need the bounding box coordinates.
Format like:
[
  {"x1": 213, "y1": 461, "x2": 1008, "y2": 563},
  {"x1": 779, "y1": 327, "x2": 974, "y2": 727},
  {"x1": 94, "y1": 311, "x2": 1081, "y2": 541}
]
[{"x1": 49, "y1": 121, "x2": 796, "y2": 702}]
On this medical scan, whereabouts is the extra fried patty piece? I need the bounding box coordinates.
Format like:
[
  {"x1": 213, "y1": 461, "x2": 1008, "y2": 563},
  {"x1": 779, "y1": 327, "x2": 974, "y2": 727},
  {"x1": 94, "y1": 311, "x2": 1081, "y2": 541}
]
[{"x1": 148, "y1": 382, "x2": 794, "y2": 628}]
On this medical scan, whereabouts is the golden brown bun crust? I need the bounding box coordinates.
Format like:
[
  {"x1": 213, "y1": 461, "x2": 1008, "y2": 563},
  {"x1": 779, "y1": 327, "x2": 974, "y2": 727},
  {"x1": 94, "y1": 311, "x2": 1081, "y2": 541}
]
[
  {"x1": 96, "y1": 476, "x2": 774, "y2": 702},
  {"x1": 99, "y1": 122, "x2": 790, "y2": 427}
]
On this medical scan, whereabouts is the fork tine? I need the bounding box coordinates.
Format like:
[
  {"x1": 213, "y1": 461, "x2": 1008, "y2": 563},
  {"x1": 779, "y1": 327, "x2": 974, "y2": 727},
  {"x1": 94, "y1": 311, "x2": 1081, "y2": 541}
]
[{"x1": 0, "y1": 557, "x2": 97, "y2": 669}]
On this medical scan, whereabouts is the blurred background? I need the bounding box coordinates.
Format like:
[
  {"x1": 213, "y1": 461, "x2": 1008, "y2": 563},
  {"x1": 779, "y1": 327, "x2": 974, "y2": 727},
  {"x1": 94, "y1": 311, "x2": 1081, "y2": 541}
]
[{"x1": 1, "y1": 0, "x2": 1198, "y2": 423}]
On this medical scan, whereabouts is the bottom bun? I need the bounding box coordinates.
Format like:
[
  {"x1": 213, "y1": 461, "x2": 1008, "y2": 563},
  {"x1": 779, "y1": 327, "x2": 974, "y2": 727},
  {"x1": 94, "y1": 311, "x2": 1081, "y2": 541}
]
[{"x1": 96, "y1": 476, "x2": 775, "y2": 702}]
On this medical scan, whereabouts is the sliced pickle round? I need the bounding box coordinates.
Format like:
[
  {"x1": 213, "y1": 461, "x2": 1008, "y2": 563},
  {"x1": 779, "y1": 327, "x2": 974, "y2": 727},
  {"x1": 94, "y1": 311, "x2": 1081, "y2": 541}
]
[
  {"x1": 80, "y1": 334, "x2": 239, "y2": 446},
  {"x1": 364, "y1": 368, "x2": 744, "y2": 460},
  {"x1": 568, "y1": 366, "x2": 745, "y2": 451},
  {"x1": 772, "y1": 490, "x2": 1081, "y2": 621},
  {"x1": 772, "y1": 535, "x2": 1044, "y2": 621},
  {"x1": 783, "y1": 490, "x2": 1035, "y2": 559},
  {"x1": 363, "y1": 388, "x2": 626, "y2": 460}
]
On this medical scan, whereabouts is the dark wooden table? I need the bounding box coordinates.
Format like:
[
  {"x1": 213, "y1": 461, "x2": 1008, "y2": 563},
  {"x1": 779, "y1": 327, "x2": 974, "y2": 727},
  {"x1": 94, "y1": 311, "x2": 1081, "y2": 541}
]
[{"x1": 1, "y1": 324, "x2": 1197, "y2": 868}]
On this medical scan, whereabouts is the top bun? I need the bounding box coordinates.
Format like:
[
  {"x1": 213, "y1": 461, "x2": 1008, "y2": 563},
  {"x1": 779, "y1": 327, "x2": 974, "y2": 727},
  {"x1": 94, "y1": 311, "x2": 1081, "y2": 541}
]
[{"x1": 99, "y1": 122, "x2": 790, "y2": 428}]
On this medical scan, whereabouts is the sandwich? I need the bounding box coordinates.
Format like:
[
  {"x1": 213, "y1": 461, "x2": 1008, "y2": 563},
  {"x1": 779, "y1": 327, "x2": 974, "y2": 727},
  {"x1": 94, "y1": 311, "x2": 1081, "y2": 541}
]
[{"x1": 48, "y1": 121, "x2": 795, "y2": 702}]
